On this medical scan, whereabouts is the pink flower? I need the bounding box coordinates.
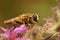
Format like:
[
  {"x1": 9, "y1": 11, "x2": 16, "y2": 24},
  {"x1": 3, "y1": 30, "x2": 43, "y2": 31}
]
[
  {"x1": 43, "y1": 18, "x2": 55, "y2": 28},
  {"x1": 10, "y1": 24, "x2": 30, "y2": 40},
  {"x1": 42, "y1": 18, "x2": 58, "y2": 32},
  {"x1": 13, "y1": 24, "x2": 29, "y2": 35},
  {"x1": 0, "y1": 24, "x2": 30, "y2": 40},
  {"x1": 51, "y1": 0, "x2": 60, "y2": 32},
  {"x1": 0, "y1": 26, "x2": 10, "y2": 33},
  {"x1": 10, "y1": 32, "x2": 16, "y2": 40},
  {"x1": 43, "y1": 18, "x2": 55, "y2": 23},
  {"x1": 0, "y1": 26, "x2": 10, "y2": 38},
  {"x1": 0, "y1": 26, "x2": 14, "y2": 39}
]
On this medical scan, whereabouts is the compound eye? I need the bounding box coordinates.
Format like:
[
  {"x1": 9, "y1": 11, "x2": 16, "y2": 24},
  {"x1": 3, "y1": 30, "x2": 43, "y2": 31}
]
[{"x1": 32, "y1": 14, "x2": 38, "y2": 22}]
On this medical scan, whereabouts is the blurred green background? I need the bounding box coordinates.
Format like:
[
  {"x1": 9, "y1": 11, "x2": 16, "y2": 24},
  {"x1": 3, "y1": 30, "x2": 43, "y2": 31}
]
[{"x1": 0, "y1": 0, "x2": 57, "y2": 27}]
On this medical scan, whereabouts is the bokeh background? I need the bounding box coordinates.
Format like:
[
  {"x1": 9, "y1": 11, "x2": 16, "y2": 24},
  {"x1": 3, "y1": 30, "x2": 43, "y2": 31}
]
[{"x1": 0, "y1": 0, "x2": 57, "y2": 27}]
